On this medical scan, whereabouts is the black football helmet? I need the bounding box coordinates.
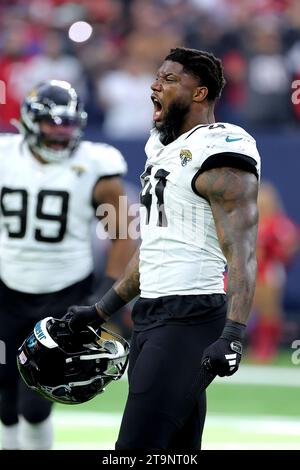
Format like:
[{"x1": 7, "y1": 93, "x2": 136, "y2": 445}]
[
  {"x1": 19, "y1": 80, "x2": 87, "y2": 163},
  {"x1": 17, "y1": 317, "x2": 129, "y2": 405}
]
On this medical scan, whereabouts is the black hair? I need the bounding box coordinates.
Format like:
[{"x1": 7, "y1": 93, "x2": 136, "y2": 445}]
[{"x1": 164, "y1": 47, "x2": 226, "y2": 101}]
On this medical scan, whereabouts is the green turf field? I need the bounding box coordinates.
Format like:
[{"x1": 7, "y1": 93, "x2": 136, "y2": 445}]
[{"x1": 52, "y1": 359, "x2": 300, "y2": 450}]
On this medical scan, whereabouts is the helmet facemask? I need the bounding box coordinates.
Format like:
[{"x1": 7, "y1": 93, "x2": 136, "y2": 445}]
[{"x1": 19, "y1": 80, "x2": 87, "y2": 163}]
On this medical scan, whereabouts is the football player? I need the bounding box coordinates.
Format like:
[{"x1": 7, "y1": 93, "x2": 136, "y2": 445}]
[
  {"x1": 0, "y1": 80, "x2": 135, "y2": 449},
  {"x1": 64, "y1": 48, "x2": 261, "y2": 450}
]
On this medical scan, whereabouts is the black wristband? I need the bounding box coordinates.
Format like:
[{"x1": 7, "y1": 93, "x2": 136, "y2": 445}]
[
  {"x1": 221, "y1": 319, "x2": 246, "y2": 342},
  {"x1": 96, "y1": 288, "x2": 126, "y2": 318}
]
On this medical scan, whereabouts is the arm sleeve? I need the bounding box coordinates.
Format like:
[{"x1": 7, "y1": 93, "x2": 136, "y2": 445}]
[
  {"x1": 189, "y1": 127, "x2": 261, "y2": 195},
  {"x1": 199, "y1": 152, "x2": 259, "y2": 178},
  {"x1": 89, "y1": 142, "x2": 128, "y2": 209},
  {"x1": 92, "y1": 143, "x2": 128, "y2": 179}
]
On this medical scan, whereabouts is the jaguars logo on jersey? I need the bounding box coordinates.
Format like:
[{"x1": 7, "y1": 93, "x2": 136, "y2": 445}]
[
  {"x1": 180, "y1": 149, "x2": 192, "y2": 167},
  {"x1": 71, "y1": 164, "x2": 87, "y2": 176}
]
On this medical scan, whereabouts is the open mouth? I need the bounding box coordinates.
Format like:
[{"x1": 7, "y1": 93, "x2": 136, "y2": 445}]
[
  {"x1": 44, "y1": 138, "x2": 69, "y2": 150},
  {"x1": 151, "y1": 95, "x2": 163, "y2": 121}
]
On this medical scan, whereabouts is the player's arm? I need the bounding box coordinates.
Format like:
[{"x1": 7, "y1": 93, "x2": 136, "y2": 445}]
[
  {"x1": 63, "y1": 176, "x2": 139, "y2": 332},
  {"x1": 196, "y1": 167, "x2": 258, "y2": 324},
  {"x1": 94, "y1": 245, "x2": 140, "y2": 319},
  {"x1": 113, "y1": 247, "x2": 140, "y2": 303},
  {"x1": 94, "y1": 246, "x2": 140, "y2": 322},
  {"x1": 64, "y1": 248, "x2": 140, "y2": 330},
  {"x1": 195, "y1": 167, "x2": 259, "y2": 376},
  {"x1": 93, "y1": 176, "x2": 136, "y2": 281}
]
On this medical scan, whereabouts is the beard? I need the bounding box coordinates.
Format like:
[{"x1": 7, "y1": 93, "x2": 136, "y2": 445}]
[{"x1": 153, "y1": 100, "x2": 191, "y2": 146}]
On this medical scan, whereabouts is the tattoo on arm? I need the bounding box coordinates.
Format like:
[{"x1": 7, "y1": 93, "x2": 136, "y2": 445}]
[
  {"x1": 196, "y1": 167, "x2": 259, "y2": 325},
  {"x1": 114, "y1": 248, "x2": 140, "y2": 302}
]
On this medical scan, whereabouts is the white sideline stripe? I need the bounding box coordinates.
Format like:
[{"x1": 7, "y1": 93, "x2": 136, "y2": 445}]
[
  {"x1": 54, "y1": 411, "x2": 300, "y2": 436},
  {"x1": 214, "y1": 365, "x2": 300, "y2": 387},
  {"x1": 52, "y1": 412, "x2": 300, "y2": 450},
  {"x1": 207, "y1": 414, "x2": 300, "y2": 436},
  {"x1": 1, "y1": 411, "x2": 298, "y2": 450},
  {"x1": 121, "y1": 364, "x2": 300, "y2": 387}
]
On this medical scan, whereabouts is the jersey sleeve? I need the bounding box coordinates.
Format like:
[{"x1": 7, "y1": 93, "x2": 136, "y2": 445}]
[
  {"x1": 0, "y1": 133, "x2": 20, "y2": 148},
  {"x1": 89, "y1": 142, "x2": 128, "y2": 179},
  {"x1": 0, "y1": 133, "x2": 23, "y2": 173},
  {"x1": 188, "y1": 125, "x2": 261, "y2": 192}
]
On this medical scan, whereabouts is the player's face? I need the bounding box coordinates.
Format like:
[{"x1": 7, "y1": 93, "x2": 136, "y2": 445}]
[
  {"x1": 39, "y1": 121, "x2": 77, "y2": 151},
  {"x1": 151, "y1": 61, "x2": 199, "y2": 128}
]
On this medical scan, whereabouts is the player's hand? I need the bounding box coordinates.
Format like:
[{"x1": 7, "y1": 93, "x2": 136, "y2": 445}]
[
  {"x1": 201, "y1": 319, "x2": 245, "y2": 377},
  {"x1": 62, "y1": 304, "x2": 105, "y2": 333}
]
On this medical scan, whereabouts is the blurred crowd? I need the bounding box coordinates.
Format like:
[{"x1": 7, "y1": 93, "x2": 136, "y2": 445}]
[
  {"x1": 250, "y1": 182, "x2": 299, "y2": 362},
  {"x1": 1, "y1": 0, "x2": 300, "y2": 137}
]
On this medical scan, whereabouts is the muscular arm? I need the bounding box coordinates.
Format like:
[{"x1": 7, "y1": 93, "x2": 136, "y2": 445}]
[
  {"x1": 95, "y1": 248, "x2": 140, "y2": 322},
  {"x1": 66, "y1": 177, "x2": 138, "y2": 327},
  {"x1": 93, "y1": 177, "x2": 136, "y2": 279},
  {"x1": 195, "y1": 167, "x2": 259, "y2": 325},
  {"x1": 113, "y1": 248, "x2": 140, "y2": 302}
]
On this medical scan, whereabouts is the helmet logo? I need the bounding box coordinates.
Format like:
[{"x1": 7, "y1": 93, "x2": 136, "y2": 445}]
[{"x1": 28, "y1": 88, "x2": 38, "y2": 99}]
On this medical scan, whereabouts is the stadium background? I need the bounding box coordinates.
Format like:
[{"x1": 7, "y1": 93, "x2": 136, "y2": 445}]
[{"x1": 0, "y1": 0, "x2": 300, "y2": 450}]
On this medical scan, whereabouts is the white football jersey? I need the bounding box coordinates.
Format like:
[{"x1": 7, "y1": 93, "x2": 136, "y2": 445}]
[
  {"x1": 139, "y1": 123, "x2": 261, "y2": 298},
  {"x1": 0, "y1": 134, "x2": 127, "y2": 293}
]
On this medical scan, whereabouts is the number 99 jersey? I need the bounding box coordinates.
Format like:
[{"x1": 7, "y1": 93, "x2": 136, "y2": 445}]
[
  {"x1": 139, "y1": 123, "x2": 261, "y2": 298},
  {"x1": 0, "y1": 134, "x2": 127, "y2": 294}
]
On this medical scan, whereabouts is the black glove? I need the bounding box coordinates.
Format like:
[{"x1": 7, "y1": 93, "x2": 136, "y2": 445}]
[
  {"x1": 201, "y1": 319, "x2": 246, "y2": 377},
  {"x1": 63, "y1": 284, "x2": 126, "y2": 334},
  {"x1": 63, "y1": 276, "x2": 116, "y2": 333},
  {"x1": 63, "y1": 305, "x2": 104, "y2": 333}
]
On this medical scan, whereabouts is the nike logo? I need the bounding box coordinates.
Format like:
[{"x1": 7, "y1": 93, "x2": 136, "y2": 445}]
[{"x1": 226, "y1": 136, "x2": 243, "y2": 142}]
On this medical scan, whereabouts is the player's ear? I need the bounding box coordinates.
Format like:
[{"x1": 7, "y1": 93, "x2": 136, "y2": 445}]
[{"x1": 193, "y1": 86, "x2": 208, "y2": 103}]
